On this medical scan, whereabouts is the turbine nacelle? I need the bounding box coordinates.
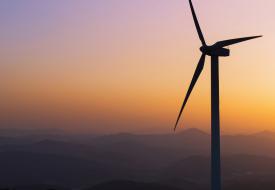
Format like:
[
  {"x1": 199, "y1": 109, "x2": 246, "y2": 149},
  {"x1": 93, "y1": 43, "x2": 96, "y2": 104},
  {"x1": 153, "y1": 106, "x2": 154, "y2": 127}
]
[{"x1": 200, "y1": 45, "x2": 230, "y2": 57}]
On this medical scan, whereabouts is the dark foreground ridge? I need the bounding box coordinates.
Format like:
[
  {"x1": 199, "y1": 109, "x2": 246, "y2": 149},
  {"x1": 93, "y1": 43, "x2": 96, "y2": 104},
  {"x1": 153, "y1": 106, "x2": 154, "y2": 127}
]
[
  {"x1": 3, "y1": 179, "x2": 275, "y2": 190},
  {"x1": 85, "y1": 180, "x2": 182, "y2": 190}
]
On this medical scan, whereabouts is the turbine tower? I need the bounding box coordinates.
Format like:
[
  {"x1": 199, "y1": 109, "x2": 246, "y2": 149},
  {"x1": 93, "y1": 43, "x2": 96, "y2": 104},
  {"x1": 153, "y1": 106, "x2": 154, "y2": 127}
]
[{"x1": 174, "y1": 1, "x2": 262, "y2": 190}]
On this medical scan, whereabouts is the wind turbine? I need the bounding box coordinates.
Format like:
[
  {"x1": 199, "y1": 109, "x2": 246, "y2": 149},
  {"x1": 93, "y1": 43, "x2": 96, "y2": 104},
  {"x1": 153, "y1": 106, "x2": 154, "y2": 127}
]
[{"x1": 174, "y1": 1, "x2": 262, "y2": 190}]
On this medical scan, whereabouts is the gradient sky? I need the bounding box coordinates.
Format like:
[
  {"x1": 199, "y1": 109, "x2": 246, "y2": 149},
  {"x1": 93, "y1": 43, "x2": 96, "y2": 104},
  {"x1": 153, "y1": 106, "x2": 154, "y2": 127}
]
[{"x1": 0, "y1": 0, "x2": 274, "y2": 134}]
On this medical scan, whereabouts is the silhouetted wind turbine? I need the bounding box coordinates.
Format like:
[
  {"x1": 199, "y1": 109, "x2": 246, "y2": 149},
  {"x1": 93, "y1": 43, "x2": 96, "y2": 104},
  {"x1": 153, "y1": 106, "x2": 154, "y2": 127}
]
[{"x1": 174, "y1": 1, "x2": 262, "y2": 190}]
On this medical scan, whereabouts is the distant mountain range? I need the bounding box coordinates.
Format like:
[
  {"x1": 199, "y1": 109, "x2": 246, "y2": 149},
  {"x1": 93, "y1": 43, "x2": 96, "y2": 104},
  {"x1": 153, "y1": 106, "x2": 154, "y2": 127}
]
[{"x1": 1, "y1": 128, "x2": 275, "y2": 189}]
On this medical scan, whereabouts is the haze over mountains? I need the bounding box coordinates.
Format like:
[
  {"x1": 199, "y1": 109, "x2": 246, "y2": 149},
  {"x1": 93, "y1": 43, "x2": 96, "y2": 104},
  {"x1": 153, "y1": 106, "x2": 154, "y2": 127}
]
[{"x1": 1, "y1": 128, "x2": 275, "y2": 190}]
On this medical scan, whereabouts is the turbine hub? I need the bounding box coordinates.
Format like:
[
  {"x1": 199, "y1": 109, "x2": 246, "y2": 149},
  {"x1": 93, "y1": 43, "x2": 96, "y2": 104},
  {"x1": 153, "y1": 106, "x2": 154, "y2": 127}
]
[{"x1": 199, "y1": 46, "x2": 207, "y2": 53}]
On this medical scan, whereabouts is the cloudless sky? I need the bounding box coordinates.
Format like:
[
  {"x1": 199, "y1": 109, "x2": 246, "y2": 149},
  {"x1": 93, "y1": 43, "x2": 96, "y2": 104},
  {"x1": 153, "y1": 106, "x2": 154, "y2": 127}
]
[{"x1": 0, "y1": 0, "x2": 274, "y2": 134}]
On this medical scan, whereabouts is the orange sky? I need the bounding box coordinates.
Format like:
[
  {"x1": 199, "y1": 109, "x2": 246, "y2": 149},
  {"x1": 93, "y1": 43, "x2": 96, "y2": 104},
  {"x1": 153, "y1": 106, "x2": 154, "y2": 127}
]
[{"x1": 0, "y1": 0, "x2": 274, "y2": 134}]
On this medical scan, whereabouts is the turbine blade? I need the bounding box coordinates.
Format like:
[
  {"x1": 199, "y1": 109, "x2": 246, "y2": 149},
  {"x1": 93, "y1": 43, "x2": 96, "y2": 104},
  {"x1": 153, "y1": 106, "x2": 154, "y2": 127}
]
[
  {"x1": 214, "y1": 35, "x2": 262, "y2": 48},
  {"x1": 174, "y1": 53, "x2": 206, "y2": 131},
  {"x1": 189, "y1": 0, "x2": 206, "y2": 45}
]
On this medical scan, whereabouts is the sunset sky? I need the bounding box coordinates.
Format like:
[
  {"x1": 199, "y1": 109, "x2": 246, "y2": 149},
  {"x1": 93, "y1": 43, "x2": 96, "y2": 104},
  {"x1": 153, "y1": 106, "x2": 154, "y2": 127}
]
[{"x1": 0, "y1": 0, "x2": 274, "y2": 134}]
